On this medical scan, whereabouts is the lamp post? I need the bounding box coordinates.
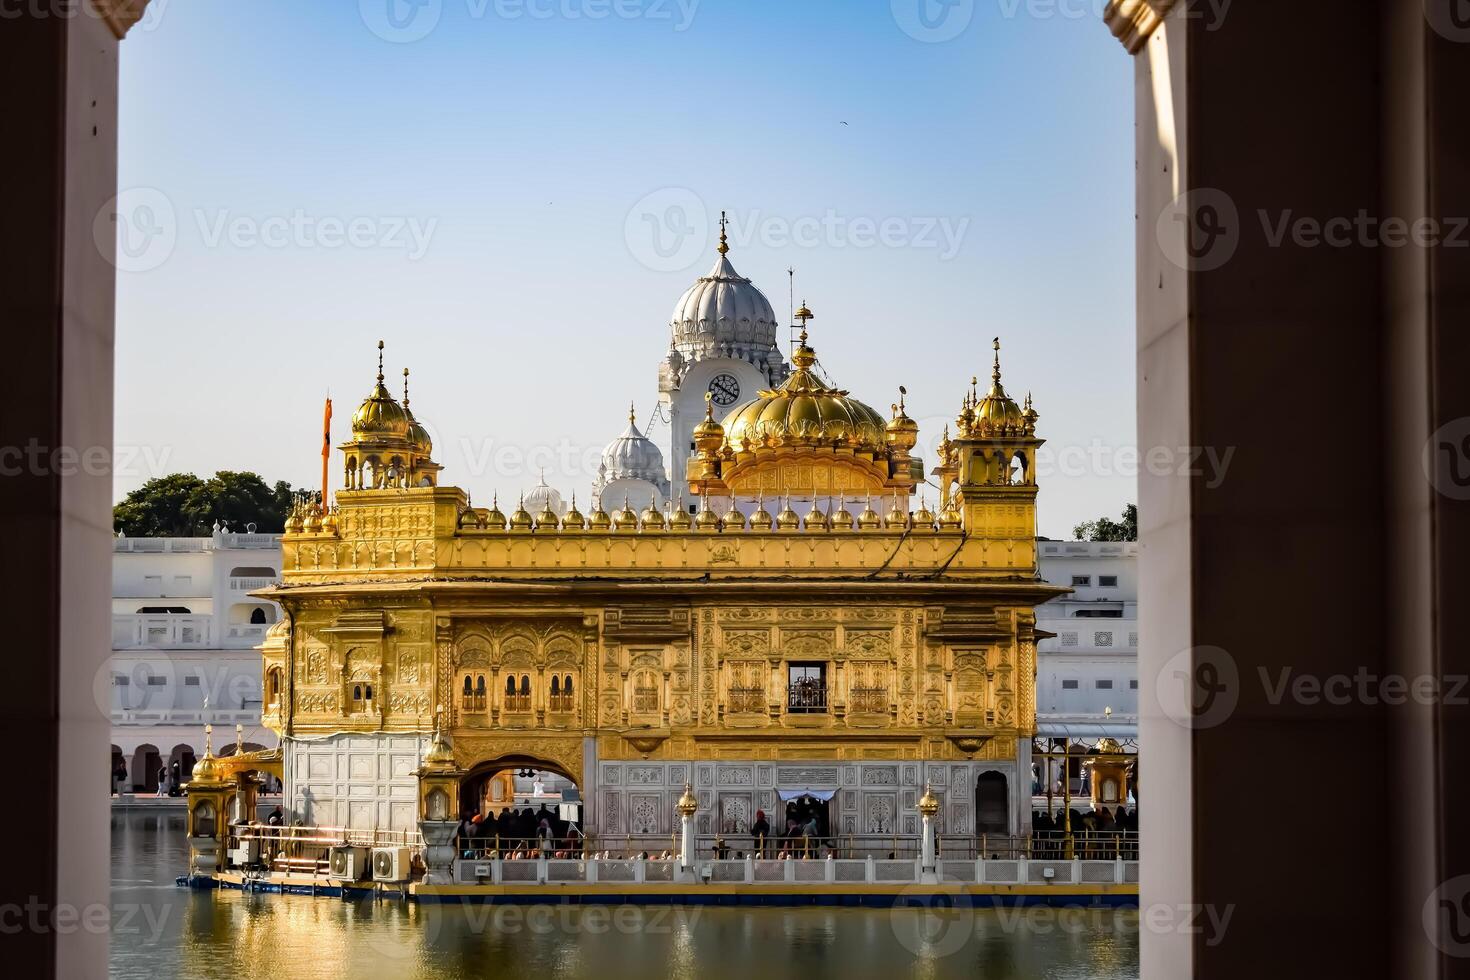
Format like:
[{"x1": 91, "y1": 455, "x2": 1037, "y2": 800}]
[
  {"x1": 675, "y1": 783, "x2": 698, "y2": 870},
  {"x1": 917, "y1": 782, "x2": 940, "y2": 880}
]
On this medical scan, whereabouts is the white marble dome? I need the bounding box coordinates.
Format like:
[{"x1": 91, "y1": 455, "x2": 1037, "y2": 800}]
[
  {"x1": 669, "y1": 251, "x2": 780, "y2": 361},
  {"x1": 599, "y1": 409, "x2": 667, "y2": 486},
  {"x1": 523, "y1": 474, "x2": 566, "y2": 517}
]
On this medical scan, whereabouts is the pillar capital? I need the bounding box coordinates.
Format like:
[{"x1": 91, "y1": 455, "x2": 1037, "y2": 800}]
[
  {"x1": 91, "y1": 0, "x2": 153, "y2": 38},
  {"x1": 1102, "y1": 0, "x2": 1178, "y2": 54}
]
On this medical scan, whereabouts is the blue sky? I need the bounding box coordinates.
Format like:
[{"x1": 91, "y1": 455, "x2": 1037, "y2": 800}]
[{"x1": 114, "y1": 0, "x2": 1135, "y2": 538}]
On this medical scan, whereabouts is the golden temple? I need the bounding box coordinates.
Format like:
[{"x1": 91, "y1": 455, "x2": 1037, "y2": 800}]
[{"x1": 252, "y1": 245, "x2": 1061, "y2": 847}]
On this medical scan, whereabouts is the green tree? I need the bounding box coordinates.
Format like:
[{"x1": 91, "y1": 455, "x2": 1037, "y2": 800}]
[
  {"x1": 114, "y1": 471, "x2": 295, "y2": 536},
  {"x1": 112, "y1": 473, "x2": 208, "y2": 536},
  {"x1": 1073, "y1": 503, "x2": 1138, "y2": 542}
]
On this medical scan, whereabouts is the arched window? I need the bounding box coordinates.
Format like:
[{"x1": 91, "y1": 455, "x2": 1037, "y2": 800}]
[
  {"x1": 266, "y1": 668, "x2": 282, "y2": 708},
  {"x1": 249, "y1": 607, "x2": 267, "y2": 625},
  {"x1": 550, "y1": 676, "x2": 560, "y2": 696},
  {"x1": 462, "y1": 675, "x2": 474, "y2": 711},
  {"x1": 508, "y1": 674, "x2": 531, "y2": 711},
  {"x1": 364, "y1": 684, "x2": 373, "y2": 701},
  {"x1": 505, "y1": 675, "x2": 516, "y2": 696},
  {"x1": 551, "y1": 674, "x2": 574, "y2": 712}
]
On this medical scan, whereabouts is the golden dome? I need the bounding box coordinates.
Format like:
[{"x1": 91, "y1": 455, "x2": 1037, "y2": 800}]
[
  {"x1": 775, "y1": 496, "x2": 801, "y2": 531},
  {"x1": 675, "y1": 782, "x2": 699, "y2": 816},
  {"x1": 668, "y1": 501, "x2": 693, "y2": 531},
  {"x1": 351, "y1": 342, "x2": 412, "y2": 439},
  {"x1": 937, "y1": 496, "x2": 963, "y2": 529},
  {"x1": 190, "y1": 752, "x2": 220, "y2": 783},
  {"x1": 803, "y1": 500, "x2": 828, "y2": 531},
  {"x1": 614, "y1": 496, "x2": 640, "y2": 531},
  {"x1": 912, "y1": 496, "x2": 936, "y2": 532},
  {"x1": 534, "y1": 501, "x2": 560, "y2": 531},
  {"x1": 748, "y1": 495, "x2": 773, "y2": 530},
  {"x1": 588, "y1": 505, "x2": 612, "y2": 531},
  {"x1": 916, "y1": 782, "x2": 940, "y2": 817},
  {"x1": 562, "y1": 493, "x2": 586, "y2": 531},
  {"x1": 830, "y1": 496, "x2": 854, "y2": 531},
  {"x1": 641, "y1": 496, "x2": 667, "y2": 530},
  {"x1": 857, "y1": 497, "x2": 881, "y2": 530},
  {"x1": 884, "y1": 495, "x2": 909, "y2": 529},
  {"x1": 885, "y1": 388, "x2": 919, "y2": 452},
  {"x1": 423, "y1": 728, "x2": 456, "y2": 767},
  {"x1": 971, "y1": 339, "x2": 1025, "y2": 433},
  {"x1": 721, "y1": 499, "x2": 745, "y2": 530},
  {"x1": 692, "y1": 394, "x2": 725, "y2": 453},
  {"x1": 485, "y1": 495, "x2": 507, "y2": 531},
  {"x1": 719, "y1": 328, "x2": 887, "y2": 454},
  {"x1": 509, "y1": 494, "x2": 534, "y2": 531},
  {"x1": 695, "y1": 494, "x2": 722, "y2": 530}
]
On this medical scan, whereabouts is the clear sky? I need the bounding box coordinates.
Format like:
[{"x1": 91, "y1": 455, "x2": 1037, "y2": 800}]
[{"x1": 114, "y1": 0, "x2": 1135, "y2": 539}]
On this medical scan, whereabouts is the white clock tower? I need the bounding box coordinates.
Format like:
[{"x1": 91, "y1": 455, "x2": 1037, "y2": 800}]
[{"x1": 657, "y1": 216, "x2": 788, "y2": 502}]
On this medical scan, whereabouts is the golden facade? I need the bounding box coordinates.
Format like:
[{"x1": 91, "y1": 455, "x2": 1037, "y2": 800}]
[{"x1": 261, "y1": 311, "x2": 1061, "y2": 838}]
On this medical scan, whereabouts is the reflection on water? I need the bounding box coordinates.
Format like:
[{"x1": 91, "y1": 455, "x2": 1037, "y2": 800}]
[{"x1": 111, "y1": 813, "x2": 1138, "y2": 980}]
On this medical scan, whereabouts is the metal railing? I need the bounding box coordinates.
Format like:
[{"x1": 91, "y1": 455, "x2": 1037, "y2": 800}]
[{"x1": 787, "y1": 680, "x2": 828, "y2": 713}]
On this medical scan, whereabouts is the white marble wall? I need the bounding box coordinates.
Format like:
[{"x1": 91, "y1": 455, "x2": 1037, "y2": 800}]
[
  {"x1": 591, "y1": 759, "x2": 1023, "y2": 838},
  {"x1": 285, "y1": 732, "x2": 424, "y2": 831}
]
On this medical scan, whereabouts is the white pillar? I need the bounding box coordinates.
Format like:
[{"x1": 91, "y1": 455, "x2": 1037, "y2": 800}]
[
  {"x1": 675, "y1": 783, "x2": 698, "y2": 872},
  {"x1": 921, "y1": 813, "x2": 936, "y2": 870}
]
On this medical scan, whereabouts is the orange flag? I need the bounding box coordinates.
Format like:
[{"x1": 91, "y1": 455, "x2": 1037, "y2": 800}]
[{"x1": 320, "y1": 396, "x2": 332, "y2": 510}]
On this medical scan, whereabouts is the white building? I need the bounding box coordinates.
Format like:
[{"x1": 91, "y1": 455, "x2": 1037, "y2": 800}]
[
  {"x1": 1036, "y1": 539, "x2": 1139, "y2": 742},
  {"x1": 109, "y1": 526, "x2": 283, "y2": 792}
]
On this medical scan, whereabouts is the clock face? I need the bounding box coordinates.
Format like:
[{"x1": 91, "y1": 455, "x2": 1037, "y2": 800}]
[{"x1": 708, "y1": 373, "x2": 741, "y2": 407}]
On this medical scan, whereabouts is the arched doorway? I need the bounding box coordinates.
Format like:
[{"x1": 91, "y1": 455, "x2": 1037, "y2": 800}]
[
  {"x1": 975, "y1": 771, "x2": 1009, "y2": 835},
  {"x1": 131, "y1": 744, "x2": 160, "y2": 793},
  {"x1": 457, "y1": 757, "x2": 582, "y2": 854},
  {"x1": 167, "y1": 744, "x2": 195, "y2": 795},
  {"x1": 110, "y1": 745, "x2": 125, "y2": 794}
]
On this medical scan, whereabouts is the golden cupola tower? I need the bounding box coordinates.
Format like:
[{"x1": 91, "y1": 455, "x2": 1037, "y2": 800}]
[
  {"x1": 940, "y1": 337, "x2": 1044, "y2": 571},
  {"x1": 341, "y1": 341, "x2": 441, "y2": 490},
  {"x1": 688, "y1": 304, "x2": 922, "y2": 501}
]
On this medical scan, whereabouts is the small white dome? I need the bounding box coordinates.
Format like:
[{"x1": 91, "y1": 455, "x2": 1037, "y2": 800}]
[
  {"x1": 523, "y1": 475, "x2": 565, "y2": 517},
  {"x1": 670, "y1": 251, "x2": 780, "y2": 361},
  {"x1": 599, "y1": 409, "x2": 667, "y2": 487}
]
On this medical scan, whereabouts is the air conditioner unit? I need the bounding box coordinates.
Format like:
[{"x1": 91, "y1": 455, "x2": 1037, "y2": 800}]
[
  {"x1": 230, "y1": 839, "x2": 260, "y2": 867},
  {"x1": 328, "y1": 845, "x2": 369, "y2": 881},
  {"x1": 372, "y1": 847, "x2": 413, "y2": 883}
]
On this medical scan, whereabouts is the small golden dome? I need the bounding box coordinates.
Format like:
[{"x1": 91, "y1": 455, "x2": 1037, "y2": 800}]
[
  {"x1": 509, "y1": 494, "x2": 534, "y2": 531},
  {"x1": 937, "y1": 495, "x2": 963, "y2": 530},
  {"x1": 190, "y1": 752, "x2": 220, "y2": 783},
  {"x1": 351, "y1": 343, "x2": 412, "y2": 439},
  {"x1": 721, "y1": 499, "x2": 745, "y2": 530},
  {"x1": 748, "y1": 495, "x2": 773, "y2": 530},
  {"x1": 916, "y1": 782, "x2": 940, "y2": 817},
  {"x1": 285, "y1": 503, "x2": 305, "y2": 534},
  {"x1": 614, "y1": 496, "x2": 640, "y2": 531},
  {"x1": 588, "y1": 505, "x2": 612, "y2": 531},
  {"x1": 695, "y1": 494, "x2": 722, "y2": 530},
  {"x1": 305, "y1": 507, "x2": 323, "y2": 532},
  {"x1": 1096, "y1": 736, "x2": 1122, "y2": 754},
  {"x1": 534, "y1": 502, "x2": 560, "y2": 531},
  {"x1": 321, "y1": 506, "x2": 338, "y2": 533},
  {"x1": 562, "y1": 493, "x2": 586, "y2": 531},
  {"x1": 668, "y1": 500, "x2": 693, "y2": 531},
  {"x1": 857, "y1": 497, "x2": 882, "y2": 530},
  {"x1": 641, "y1": 496, "x2": 667, "y2": 530},
  {"x1": 675, "y1": 782, "x2": 699, "y2": 816},
  {"x1": 972, "y1": 339, "x2": 1025, "y2": 433},
  {"x1": 911, "y1": 496, "x2": 936, "y2": 532},
  {"x1": 484, "y1": 495, "x2": 508, "y2": 531},
  {"x1": 692, "y1": 393, "x2": 725, "y2": 454},
  {"x1": 423, "y1": 726, "x2": 456, "y2": 767},
  {"x1": 803, "y1": 500, "x2": 828, "y2": 531},
  {"x1": 883, "y1": 495, "x2": 909, "y2": 529},
  {"x1": 830, "y1": 496, "x2": 854, "y2": 531},
  {"x1": 885, "y1": 387, "x2": 919, "y2": 452},
  {"x1": 775, "y1": 496, "x2": 801, "y2": 531}
]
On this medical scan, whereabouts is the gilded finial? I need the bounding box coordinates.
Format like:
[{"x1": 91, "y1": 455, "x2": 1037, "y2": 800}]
[
  {"x1": 717, "y1": 210, "x2": 729, "y2": 254},
  {"x1": 376, "y1": 340, "x2": 385, "y2": 383},
  {"x1": 898, "y1": 384, "x2": 907, "y2": 414},
  {"x1": 629, "y1": 401, "x2": 636, "y2": 426},
  {"x1": 992, "y1": 337, "x2": 1002, "y2": 385},
  {"x1": 403, "y1": 367, "x2": 411, "y2": 407}
]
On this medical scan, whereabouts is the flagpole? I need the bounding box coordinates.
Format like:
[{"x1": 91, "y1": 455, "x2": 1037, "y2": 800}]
[{"x1": 321, "y1": 394, "x2": 333, "y2": 514}]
